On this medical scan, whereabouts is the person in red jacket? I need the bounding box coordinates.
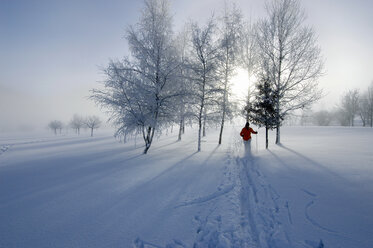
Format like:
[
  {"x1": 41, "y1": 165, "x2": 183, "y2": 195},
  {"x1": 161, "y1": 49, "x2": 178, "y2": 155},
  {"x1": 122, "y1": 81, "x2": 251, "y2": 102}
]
[{"x1": 240, "y1": 122, "x2": 257, "y2": 155}]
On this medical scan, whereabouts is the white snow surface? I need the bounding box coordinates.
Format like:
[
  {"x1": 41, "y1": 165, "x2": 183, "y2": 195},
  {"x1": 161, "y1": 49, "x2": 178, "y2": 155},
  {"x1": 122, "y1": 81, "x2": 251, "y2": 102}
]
[{"x1": 0, "y1": 125, "x2": 372, "y2": 247}]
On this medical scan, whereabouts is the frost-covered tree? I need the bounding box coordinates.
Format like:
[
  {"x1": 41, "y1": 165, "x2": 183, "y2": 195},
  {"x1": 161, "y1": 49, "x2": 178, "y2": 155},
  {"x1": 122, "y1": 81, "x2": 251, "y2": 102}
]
[
  {"x1": 91, "y1": 0, "x2": 181, "y2": 154},
  {"x1": 85, "y1": 116, "x2": 101, "y2": 137},
  {"x1": 216, "y1": 3, "x2": 243, "y2": 145},
  {"x1": 187, "y1": 18, "x2": 222, "y2": 152},
  {"x1": 250, "y1": 74, "x2": 277, "y2": 149},
  {"x1": 334, "y1": 108, "x2": 349, "y2": 126},
  {"x1": 367, "y1": 82, "x2": 373, "y2": 127},
  {"x1": 70, "y1": 114, "x2": 84, "y2": 135},
  {"x1": 48, "y1": 120, "x2": 63, "y2": 135},
  {"x1": 339, "y1": 89, "x2": 359, "y2": 126},
  {"x1": 255, "y1": 0, "x2": 323, "y2": 144},
  {"x1": 174, "y1": 27, "x2": 193, "y2": 141},
  {"x1": 358, "y1": 93, "x2": 370, "y2": 127},
  {"x1": 313, "y1": 110, "x2": 332, "y2": 126}
]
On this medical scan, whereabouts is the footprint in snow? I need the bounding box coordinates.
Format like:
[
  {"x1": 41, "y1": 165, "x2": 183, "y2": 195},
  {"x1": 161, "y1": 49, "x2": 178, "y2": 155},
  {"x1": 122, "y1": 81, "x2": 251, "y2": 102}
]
[{"x1": 0, "y1": 145, "x2": 11, "y2": 155}]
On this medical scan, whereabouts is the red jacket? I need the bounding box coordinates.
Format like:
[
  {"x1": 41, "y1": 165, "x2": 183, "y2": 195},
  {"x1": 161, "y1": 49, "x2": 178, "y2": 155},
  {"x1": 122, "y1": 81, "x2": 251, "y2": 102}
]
[{"x1": 240, "y1": 127, "x2": 257, "y2": 141}]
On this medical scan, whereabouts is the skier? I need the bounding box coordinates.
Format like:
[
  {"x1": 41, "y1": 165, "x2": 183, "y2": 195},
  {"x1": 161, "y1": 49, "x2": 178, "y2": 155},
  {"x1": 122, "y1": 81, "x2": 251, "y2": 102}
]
[{"x1": 240, "y1": 122, "x2": 258, "y2": 155}]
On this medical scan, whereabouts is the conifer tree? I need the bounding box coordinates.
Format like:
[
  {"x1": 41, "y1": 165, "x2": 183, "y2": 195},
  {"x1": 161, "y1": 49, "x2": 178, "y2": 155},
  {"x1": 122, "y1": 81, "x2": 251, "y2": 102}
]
[{"x1": 250, "y1": 76, "x2": 277, "y2": 149}]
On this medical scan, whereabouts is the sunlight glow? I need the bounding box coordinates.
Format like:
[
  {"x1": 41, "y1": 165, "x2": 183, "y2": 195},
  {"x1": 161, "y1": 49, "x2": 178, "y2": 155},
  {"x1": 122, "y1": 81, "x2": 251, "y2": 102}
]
[{"x1": 230, "y1": 68, "x2": 256, "y2": 101}]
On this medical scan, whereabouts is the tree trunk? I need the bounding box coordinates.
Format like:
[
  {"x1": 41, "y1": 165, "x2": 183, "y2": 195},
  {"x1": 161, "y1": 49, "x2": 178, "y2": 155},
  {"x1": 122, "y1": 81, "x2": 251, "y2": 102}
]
[
  {"x1": 219, "y1": 114, "x2": 225, "y2": 145},
  {"x1": 143, "y1": 106, "x2": 159, "y2": 154},
  {"x1": 203, "y1": 110, "x2": 206, "y2": 137},
  {"x1": 198, "y1": 117, "x2": 202, "y2": 152},
  {"x1": 265, "y1": 125, "x2": 269, "y2": 149},
  {"x1": 143, "y1": 126, "x2": 152, "y2": 154},
  {"x1": 91, "y1": 128, "x2": 93, "y2": 137},
  {"x1": 276, "y1": 126, "x2": 280, "y2": 144},
  {"x1": 219, "y1": 86, "x2": 227, "y2": 145},
  {"x1": 219, "y1": 50, "x2": 229, "y2": 145},
  {"x1": 198, "y1": 104, "x2": 204, "y2": 152},
  {"x1": 275, "y1": 98, "x2": 281, "y2": 144},
  {"x1": 351, "y1": 115, "x2": 354, "y2": 127},
  {"x1": 246, "y1": 81, "x2": 251, "y2": 123},
  {"x1": 360, "y1": 113, "x2": 366, "y2": 127},
  {"x1": 144, "y1": 143, "x2": 151, "y2": 154},
  {"x1": 198, "y1": 60, "x2": 207, "y2": 152},
  {"x1": 178, "y1": 117, "x2": 183, "y2": 141},
  {"x1": 144, "y1": 125, "x2": 157, "y2": 154},
  {"x1": 275, "y1": 39, "x2": 283, "y2": 144}
]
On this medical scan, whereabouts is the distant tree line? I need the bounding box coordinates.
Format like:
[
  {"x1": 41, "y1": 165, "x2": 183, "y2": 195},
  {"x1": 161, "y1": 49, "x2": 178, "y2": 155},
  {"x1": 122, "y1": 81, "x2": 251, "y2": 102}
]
[
  {"x1": 292, "y1": 82, "x2": 373, "y2": 127},
  {"x1": 91, "y1": 0, "x2": 324, "y2": 153},
  {"x1": 337, "y1": 84, "x2": 373, "y2": 127},
  {"x1": 48, "y1": 115, "x2": 102, "y2": 137}
]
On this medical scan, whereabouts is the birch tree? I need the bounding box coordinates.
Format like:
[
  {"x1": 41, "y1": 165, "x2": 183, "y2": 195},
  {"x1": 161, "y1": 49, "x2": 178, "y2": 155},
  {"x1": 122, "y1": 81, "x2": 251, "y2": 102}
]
[
  {"x1": 255, "y1": 0, "x2": 323, "y2": 144},
  {"x1": 91, "y1": 0, "x2": 180, "y2": 154},
  {"x1": 175, "y1": 27, "x2": 192, "y2": 141},
  {"x1": 217, "y1": 3, "x2": 243, "y2": 145},
  {"x1": 187, "y1": 18, "x2": 222, "y2": 152}
]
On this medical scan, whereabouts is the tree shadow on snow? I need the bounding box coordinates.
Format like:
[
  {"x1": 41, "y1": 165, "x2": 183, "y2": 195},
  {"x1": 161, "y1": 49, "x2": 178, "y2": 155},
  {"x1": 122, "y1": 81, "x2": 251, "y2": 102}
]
[
  {"x1": 277, "y1": 144, "x2": 351, "y2": 184},
  {"x1": 144, "y1": 151, "x2": 199, "y2": 185},
  {"x1": 202, "y1": 145, "x2": 220, "y2": 165}
]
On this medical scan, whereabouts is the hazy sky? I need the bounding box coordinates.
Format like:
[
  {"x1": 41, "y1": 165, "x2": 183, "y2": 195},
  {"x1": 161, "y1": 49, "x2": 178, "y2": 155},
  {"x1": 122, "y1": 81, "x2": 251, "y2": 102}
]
[{"x1": 1, "y1": 0, "x2": 372, "y2": 131}]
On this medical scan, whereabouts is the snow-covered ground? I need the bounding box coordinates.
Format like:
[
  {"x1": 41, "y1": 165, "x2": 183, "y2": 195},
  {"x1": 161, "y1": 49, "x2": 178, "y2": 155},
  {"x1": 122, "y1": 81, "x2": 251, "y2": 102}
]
[{"x1": 0, "y1": 125, "x2": 372, "y2": 247}]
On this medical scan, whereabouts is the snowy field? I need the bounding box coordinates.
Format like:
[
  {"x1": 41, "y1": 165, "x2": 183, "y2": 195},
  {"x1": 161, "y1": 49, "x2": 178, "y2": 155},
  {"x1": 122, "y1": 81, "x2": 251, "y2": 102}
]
[{"x1": 0, "y1": 125, "x2": 372, "y2": 247}]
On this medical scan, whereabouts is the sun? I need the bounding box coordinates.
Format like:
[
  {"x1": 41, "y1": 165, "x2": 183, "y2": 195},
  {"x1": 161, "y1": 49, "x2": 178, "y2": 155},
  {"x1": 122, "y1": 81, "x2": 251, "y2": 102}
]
[{"x1": 230, "y1": 68, "x2": 256, "y2": 100}]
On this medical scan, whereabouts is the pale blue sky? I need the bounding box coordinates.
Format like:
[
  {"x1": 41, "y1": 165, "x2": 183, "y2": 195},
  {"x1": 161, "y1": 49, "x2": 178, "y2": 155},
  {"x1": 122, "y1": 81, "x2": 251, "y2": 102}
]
[{"x1": 1, "y1": 0, "x2": 372, "y2": 131}]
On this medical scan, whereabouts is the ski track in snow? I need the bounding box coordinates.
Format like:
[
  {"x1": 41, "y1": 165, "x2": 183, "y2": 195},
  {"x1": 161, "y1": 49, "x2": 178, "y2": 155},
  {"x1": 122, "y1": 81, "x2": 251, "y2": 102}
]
[
  {"x1": 134, "y1": 133, "x2": 245, "y2": 248},
  {"x1": 190, "y1": 143, "x2": 245, "y2": 248},
  {"x1": 174, "y1": 184, "x2": 235, "y2": 208},
  {"x1": 238, "y1": 156, "x2": 293, "y2": 248},
  {"x1": 224, "y1": 126, "x2": 291, "y2": 248},
  {"x1": 191, "y1": 127, "x2": 294, "y2": 248},
  {"x1": 191, "y1": 133, "x2": 265, "y2": 247},
  {"x1": 285, "y1": 201, "x2": 293, "y2": 225},
  {"x1": 173, "y1": 130, "x2": 291, "y2": 248},
  {"x1": 237, "y1": 157, "x2": 262, "y2": 247},
  {"x1": 302, "y1": 189, "x2": 338, "y2": 234},
  {"x1": 133, "y1": 238, "x2": 187, "y2": 248}
]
